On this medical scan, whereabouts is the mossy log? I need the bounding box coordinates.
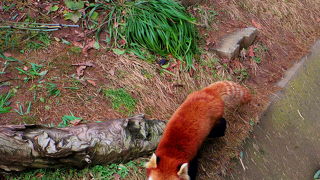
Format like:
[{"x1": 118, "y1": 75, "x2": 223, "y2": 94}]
[{"x1": 0, "y1": 114, "x2": 166, "y2": 172}]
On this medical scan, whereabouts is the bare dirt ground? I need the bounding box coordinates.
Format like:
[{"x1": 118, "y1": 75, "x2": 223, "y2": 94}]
[{"x1": 0, "y1": 0, "x2": 319, "y2": 179}]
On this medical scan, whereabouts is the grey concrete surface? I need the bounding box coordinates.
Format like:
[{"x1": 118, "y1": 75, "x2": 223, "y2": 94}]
[
  {"x1": 226, "y1": 40, "x2": 320, "y2": 180},
  {"x1": 213, "y1": 27, "x2": 258, "y2": 59}
]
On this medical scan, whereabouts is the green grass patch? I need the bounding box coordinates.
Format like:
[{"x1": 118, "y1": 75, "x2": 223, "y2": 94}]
[
  {"x1": 14, "y1": 101, "x2": 32, "y2": 115},
  {"x1": 6, "y1": 160, "x2": 144, "y2": 180},
  {"x1": 124, "y1": 0, "x2": 198, "y2": 69},
  {"x1": 46, "y1": 82, "x2": 61, "y2": 97},
  {"x1": 68, "y1": 46, "x2": 82, "y2": 54},
  {"x1": 235, "y1": 68, "x2": 249, "y2": 81},
  {"x1": 58, "y1": 112, "x2": 82, "y2": 128},
  {"x1": 0, "y1": 27, "x2": 51, "y2": 52},
  {"x1": 104, "y1": 88, "x2": 136, "y2": 115},
  {"x1": 0, "y1": 90, "x2": 13, "y2": 113},
  {"x1": 85, "y1": 0, "x2": 198, "y2": 69},
  {"x1": 16, "y1": 63, "x2": 48, "y2": 82}
]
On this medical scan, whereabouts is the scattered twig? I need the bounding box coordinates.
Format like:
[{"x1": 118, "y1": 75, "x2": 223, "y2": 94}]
[
  {"x1": 239, "y1": 151, "x2": 246, "y2": 171},
  {"x1": 297, "y1": 109, "x2": 304, "y2": 120}
]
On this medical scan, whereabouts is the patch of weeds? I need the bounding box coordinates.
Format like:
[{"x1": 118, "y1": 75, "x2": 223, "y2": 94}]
[
  {"x1": 234, "y1": 68, "x2": 249, "y2": 81},
  {"x1": 39, "y1": 97, "x2": 46, "y2": 103},
  {"x1": 49, "y1": 55, "x2": 72, "y2": 74},
  {"x1": 0, "y1": 26, "x2": 51, "y2": 51},
  {"x1": 145, "y1": 106, "x2": 155, "y2": 116},
  {"x1": 63, "y1": 86, "x2": 80, "y2": 90},
  {"x1": 7, "y1": 160, "x2": 144, "y2": 180},
  {"x1": 16, "y1": 63, "x2": 48, "y2": 82},
  {"x1": 21, "y1": 115, "x2": 38, "y2": 124},
  {"x1": 63, "y1": 0, "x2": 84, "y2": 23},
  {"x1": 14, "y1": 101, "x2": 32, "y2": 115},
  {"x1": 253, "y1": 56, "x2": 261, "y2": 64},
  {"x1": 24, "y1": 32, "x2": 51, "y2": 52},
  {"x1": 158, "y1": 68, "x2": 176, "y2": 77},
  {"x1": 124, "y1": 0, "x2": 198, "y2": 69},
  {"x1": 68, "y1": 46, "x2": 82, "y2": 54},
  {"x1": 6, "y1": 168, "x2": 88, "y2": 180},
  {"x1": 252, "y1": 44, "x2": 268, "y2": 64},
  {"x1": 92, "y1": 161, "x2": 142, "y2": 179},
  {"x1": 199, "y1": 57, "x2": 226, "y2": 79},
  {"x1": 29, "y1": 83, "x2": 44, "y2": 91},
  {"x1": 25, "y1": 41, "x2": 43, "y2": 50},
  {"x1": 0, "y1": 51, "x2": 23, "y2": 64},
  {"x1": 0, "y1": 91, "x2": 13, "y2": 113},
  {"x1": 104, "y1": 88, "x2": 136, "y2": 115},
  {"x1": 249, "y1": 119, "x2": 255, "y2": 126},
  {"x1": 37, "y1": 32, "x2": 51, "y2": 46},
  {"x1": 58, "y1": 112, "x2": 82, "y2": 128},
  {"x1": 200, "y1": 57, "x2": 219, "y2": 68},
  {"x1": 0, "y1": 29, "x2": 16, "y2": 51},
  {"x1": 46, "y1": 82, "x2": 61, "y2": 97},
  {"x1": 141, "y1": 69, "x2": 154, "y2": 79},
  {"x1": 115, "y1": 70, "x2": 129, "y2": 79},
  {"x1": 2, "y1": 3, "x2": 16, "y2": 12},
  {"x1": 71, "y1": 0, "x2": 198, "y2": 69},
  {"x1": 254, "y1": 44, "x2": 268, "y2": 53},
  {"x1": 195, "y1": 6, "x2": 218, "y2": 27}
]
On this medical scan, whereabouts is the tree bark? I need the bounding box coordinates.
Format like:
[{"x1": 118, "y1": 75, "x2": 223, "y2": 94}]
[{"x1": 0, "y1": 114, "x2": 166, "y2": 172}]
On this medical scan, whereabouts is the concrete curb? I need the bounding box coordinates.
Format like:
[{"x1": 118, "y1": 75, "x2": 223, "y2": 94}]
[
  {"x1": 227, "y1": 39, "x2": 320, "y2": 180},
  {"x1": 213, "y1": 27, "x2": 258, "y2": 59}
]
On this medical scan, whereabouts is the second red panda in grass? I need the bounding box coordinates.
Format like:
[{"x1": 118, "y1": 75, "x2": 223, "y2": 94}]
[{"x1": 145, "y1": 81, "x2": 251, "y2": 180}]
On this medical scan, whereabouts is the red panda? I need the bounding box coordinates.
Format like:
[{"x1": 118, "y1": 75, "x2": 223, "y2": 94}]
[{"x1": 145, "y1": 81, "x2": 251, "y2": 180}]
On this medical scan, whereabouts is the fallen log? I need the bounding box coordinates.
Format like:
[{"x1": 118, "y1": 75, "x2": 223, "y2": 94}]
[{"x1": 0, "y1": 114, "x2": 166, "y2": 171}]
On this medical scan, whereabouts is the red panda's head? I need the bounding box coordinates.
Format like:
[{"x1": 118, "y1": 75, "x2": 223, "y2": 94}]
[{"x1": 145, "y1": 153, "x2": 190, "y2": 180}]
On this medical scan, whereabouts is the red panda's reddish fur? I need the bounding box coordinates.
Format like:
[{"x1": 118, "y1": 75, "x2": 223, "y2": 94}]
[{"x1": 146, "y1": 81, "x2": 251, "y2": 180}]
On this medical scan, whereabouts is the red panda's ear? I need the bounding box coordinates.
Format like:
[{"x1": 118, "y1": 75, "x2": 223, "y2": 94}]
[
  {"x1": 145, "y1": 153, "x2": 157, "y2": 168},
  {"x1": 177, "y1": 163, "x2": 190, "y2": 180}
]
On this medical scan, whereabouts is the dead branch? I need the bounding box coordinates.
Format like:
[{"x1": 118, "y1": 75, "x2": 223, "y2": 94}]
[{"x1": 0, "y1": 114, "x2": 166, "y2": 172}]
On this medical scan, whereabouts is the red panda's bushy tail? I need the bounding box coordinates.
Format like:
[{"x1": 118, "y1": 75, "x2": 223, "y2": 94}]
[{"x1": 203, "y1": 81, "x2": 252, "y2": 108}]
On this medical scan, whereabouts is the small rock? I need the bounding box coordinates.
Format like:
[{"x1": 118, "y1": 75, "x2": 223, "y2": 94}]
[{"x1": 212, "y1": 27, "x2": 258, "y2": 59}]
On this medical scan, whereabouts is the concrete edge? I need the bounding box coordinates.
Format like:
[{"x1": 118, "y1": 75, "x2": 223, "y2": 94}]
[{"x1": 255, "y1": 39, "x2": 320, "y2": 123}]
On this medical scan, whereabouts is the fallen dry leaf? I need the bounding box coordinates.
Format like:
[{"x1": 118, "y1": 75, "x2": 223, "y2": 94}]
[
  {"x1": 3, "y1": 52, "x2": 12, "y2": 57},
  {"x1": 74, "y1": 30, "x2": 85, "y2": 38},
  {"x1": 114, "y1": 22, "x2": 119, "y2": 28},
  {"x1": 23, "y1": 66, "x2": 28, "y2": 71},
  {"x1": 118, "y1": 39, "x2": 126, "y2": 46},
  {"x1": 169, "y1": 60, "x2": 181, "y2": 69},
  {"x1": 72, "y1": 41, "x2": 83, "y2": 48},
  {"x1": 188, "y1": 67, "x2": 195, "y2": 77},
  {"x1": 76, "y1": 66, "x2": 87, "y2": 77},
  {"x1": 35, "y1": 173, "x2": 44, "y2": 178},
  {"x1": 44, "y1": 5, "x2": 51, "y2": 11},
  {"x1": 113, "y1": 174, "x2": 121, "y2": 180},
  {"x1": 205, "y1": 39, "x2": 215, "y2": 51},
  {"x1": 82, "y1": 39, "x2": 95, "y2": 57},
  {"x1": 248, "y1": 46, "x2": 255, "y2": 57},
  {"x1": 251, "y1": 19, "x2": 262, "y2": 29},
  {"x1": 69, "y1": 119, "x2": 83, "y2": 126},
  {"x1": 87, "y1": 79, "x2": 96, "y2": 86},
  {"x1": 73, "y1": 61, "x2": 95, "y2": 78}
]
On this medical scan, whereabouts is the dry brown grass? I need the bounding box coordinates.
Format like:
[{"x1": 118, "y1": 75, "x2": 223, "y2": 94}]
[
  {"x1": 222, "y1": 0, "x2": 320, "y2": 56},
  {"x1": 191, "y1": 0, "x2": 320, "y2": 179},
  {"x1": 96, "y1": 52, "x2": 221, "y2": 120}
]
